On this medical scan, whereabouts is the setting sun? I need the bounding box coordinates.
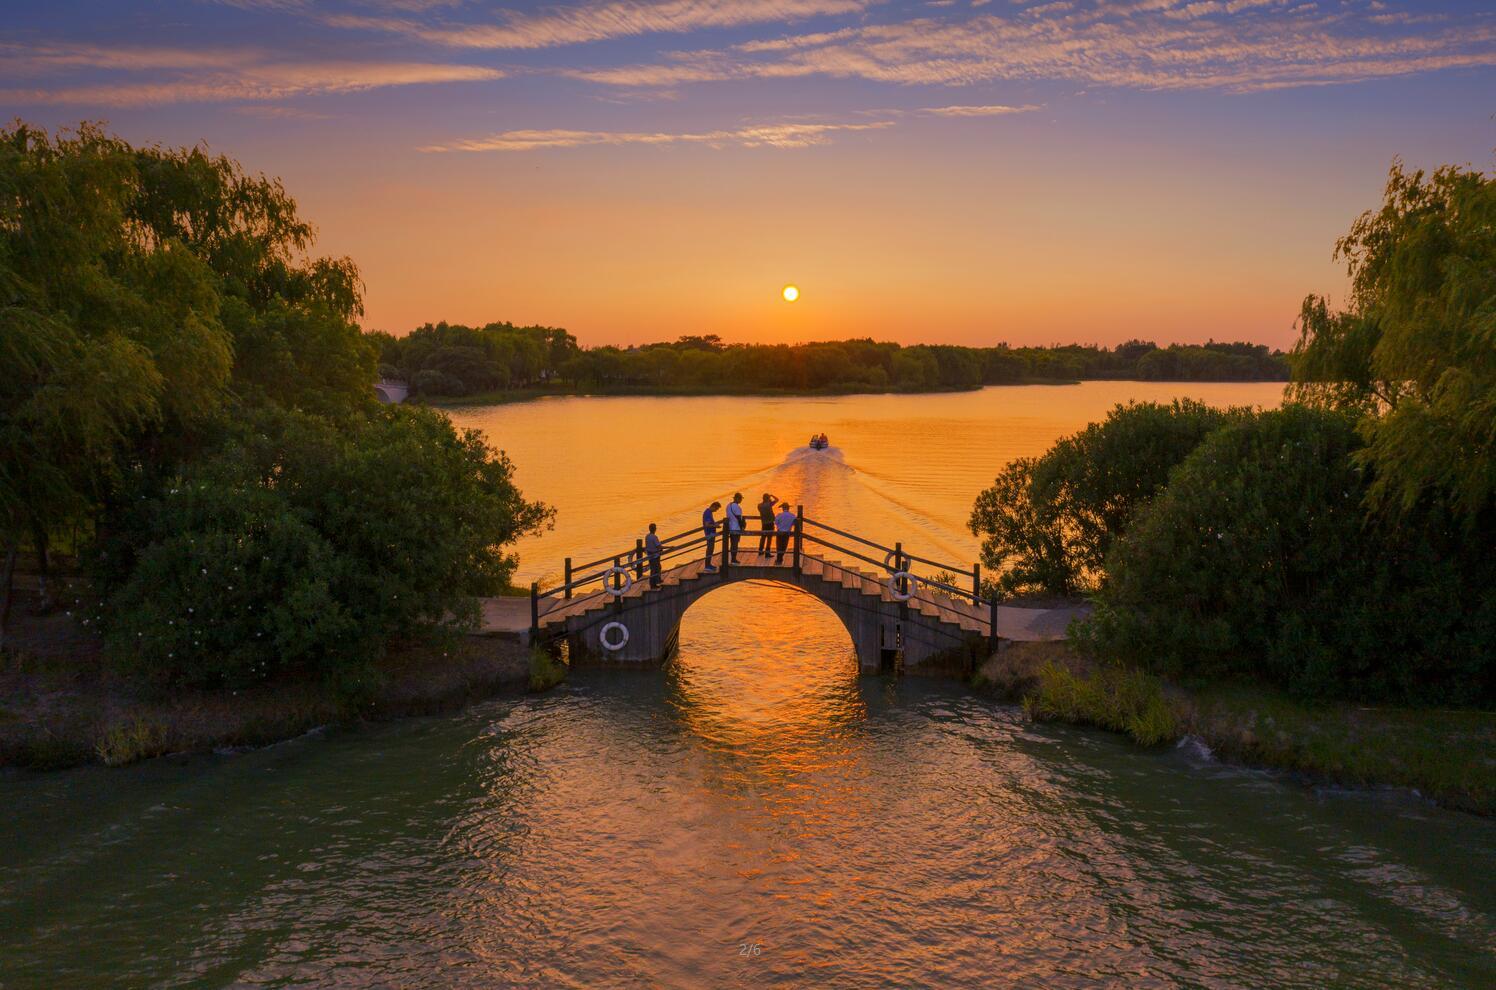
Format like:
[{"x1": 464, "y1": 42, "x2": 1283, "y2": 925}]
[{"x1": 782, "y1": 284, "x2": 800, "y2": 303}]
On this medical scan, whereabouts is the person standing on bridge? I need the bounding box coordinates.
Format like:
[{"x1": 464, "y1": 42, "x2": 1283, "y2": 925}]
[
  {"x1": 725, "y1": 492, "x2": 746, "y2": 565},
  {"x1": 757, "y1": 492, "x2": 776, "y2": 557},
  {"x1": 702, "y1": 501, "x2": 721, "y2": 572},
  {"x1": 773, "y1": 501, "x2": 797, "y2": 565},
  {"x1": 644, "y1": 523, "x2": 665, "y2": 588}
]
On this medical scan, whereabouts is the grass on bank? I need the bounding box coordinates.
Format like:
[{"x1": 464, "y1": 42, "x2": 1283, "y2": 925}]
[
  {"x1": 978, "y1": 640, "x2": 1496, "y2": 815},
  {"x1": 1, "y1": 623, "x2": 532, "y2": 770},
  {"x1": 527, "y1": 645, "x2": 568, "y2": 693},
  {"x1": 1188, "y1": 683, "x2": 1495, "y2": 814},
  {"x1": 95, "y1": 716, "x2": 171, "y2": 766},
  {"x1": 1024, "y1": 661, "x2": 1179, "y2": 746}
]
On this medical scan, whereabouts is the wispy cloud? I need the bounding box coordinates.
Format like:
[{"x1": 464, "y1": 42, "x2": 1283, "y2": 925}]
[
  {"x1": 0, "y1": 42, "x2": 502, "y2": 106},
  {"x1": 561, "y1": 1, "x2": 1496, "y2": 93},
  {"x1": 6, "y1": 0, "x2": 1490, "y2": 113},
  {"x1": 326, "y1": 0, "x2": 874, "y2": 50},
  {"x1": 419, "y1": 98, "x2": 1046, "y2": 152},
  {"x1": 920, "y1": 103, "x2": 1042, "y2": 115},
  {"x1": 420, "y1": 119, "x2": 894, "y2": 152}
]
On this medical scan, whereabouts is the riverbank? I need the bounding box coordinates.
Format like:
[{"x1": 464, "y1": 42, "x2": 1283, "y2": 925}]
[
  {"x1": 420, "y1": 379, "x2": 1082, "y2": 407},
  {"x1": 11, "y1": 590, "x2": 1487, "y2": 818},
  {"x1": 976, "y1": 640, "x2": 1496, "y2": 816},
  {"x1": 415, "y1": 376, "x2": 1303, "y2": 409},
  {"x1": 0, "y1": 595, "x2": 530, "y2": 770}
]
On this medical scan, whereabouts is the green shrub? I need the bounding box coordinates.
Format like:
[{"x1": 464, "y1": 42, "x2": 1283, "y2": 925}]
[
  {"x1": 970, "y1": 400, "x2": 1245, "y2": 595},
  {"x1": 1081, "y1": 405, "x2": 1496, "y2": 705},
  {"x1": 968, "y1": 457, "x2": 1073, "y2": 596},
  {"x1": 527, "y1": 646, "x2": 567, "y2": 693},
  {"x1": 1024, "y1": 661, "x2": 1179, "y2": 746},
  {"x1": 103, "y1": 405, "x2": 553, "y2": 688}
]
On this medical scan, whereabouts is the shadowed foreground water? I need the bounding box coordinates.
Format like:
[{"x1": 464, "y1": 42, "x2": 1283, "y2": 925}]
[{"x1": 3, "y1": 584, "x2": 1494, "y2": 988}]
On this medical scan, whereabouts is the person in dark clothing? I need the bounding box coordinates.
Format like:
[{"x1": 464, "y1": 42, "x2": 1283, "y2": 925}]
[
  {"x1": 757, "y1": 493, "x2": 776, "y2": 556},
  {"x1": 644, "y1": 523, "x2": 664, "y2": 588},
  {"x1": 701, "y1": 501, "x2": 721, "y2": 572},
  {"x1": 773, "y1": 502, "x2": 797, "y2": 564}
]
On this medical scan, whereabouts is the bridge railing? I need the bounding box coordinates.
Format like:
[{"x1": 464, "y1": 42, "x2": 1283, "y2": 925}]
[
  {"x1": 797, "y1": 519, "x2": 997, "y2": 649},
  {"x1": 798, "y1": 517, "x2": 983, "y2": 600},
  {"x1": 528, "y1": 510, "x2": 997, "y2": 651}
]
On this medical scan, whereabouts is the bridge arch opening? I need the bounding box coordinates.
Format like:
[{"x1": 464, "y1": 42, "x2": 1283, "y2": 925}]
[
  {"x1": 671, "y1": 579, "x2": 859, "y2": 674},
  {"x1": 666, "y1": 580, "x2": 866, "y2": 754}
]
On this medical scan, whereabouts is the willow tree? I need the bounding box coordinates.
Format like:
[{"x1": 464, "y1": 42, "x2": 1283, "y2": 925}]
[
  {"x1": 0, "y1": 121, "x2": 373, "y2": 641},
  {"x1": 0, "y1": 123, "x2": 231, "y2": 636},
  {"x1": 4, "y1": 121, "x2": 552, "y2": 685},
  {"x1": 1291, "y1": 161, "x2": 1496, "y2": 523}
]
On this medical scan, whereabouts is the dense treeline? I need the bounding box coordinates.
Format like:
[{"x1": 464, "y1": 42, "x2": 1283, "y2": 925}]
[
  {"x1": 370, "y1": 324, "x2": 1289, "y2": 400},
  {"x1": 970, "y1": 162, "x2": 1495, "y2": 707},
  {"x1": 0, "y1": 123, "x2": 551, "y2": 688}
]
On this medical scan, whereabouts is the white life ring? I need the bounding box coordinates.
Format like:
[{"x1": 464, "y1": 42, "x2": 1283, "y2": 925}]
[
  {"x1": 604, "y1": 565, "x2": 633, "y2": 597},
  {"x1": 883, "y1": 548, "x2": 900, "y2": 572},
  {"x1": 599, "y1": 621, "x2": 630, "y2": 651},
  {"x1": 888, "y1": 570, "x2": 915, "y2": 601}
]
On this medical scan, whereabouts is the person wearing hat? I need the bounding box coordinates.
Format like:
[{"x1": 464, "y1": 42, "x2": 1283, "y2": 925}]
[
  {"x1": 773, "y1": 502, "x2": 798, "y2": 565},
  {"x1": 756, "y1": 492, "x2": 777, "y2": 557}
]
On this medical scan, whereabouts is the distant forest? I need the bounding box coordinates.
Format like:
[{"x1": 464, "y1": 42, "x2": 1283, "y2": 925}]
[{"x1": 366, "y1": 324, "x2": 1290, "y2": 400}]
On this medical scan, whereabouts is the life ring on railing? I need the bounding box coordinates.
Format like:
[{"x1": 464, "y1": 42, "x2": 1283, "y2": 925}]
[
  {"x1": 883, "y1": 548, "x2": 900, "y2": 572},
  {"x1": 600, "y1": 621, "x2": 630, "y2": 651},
  {"x1": 604, "y1": 565, "x2": 633, "y2": 597},
  {"x1": 887, "y1": 570, "x2": 915, "y2": 602}
]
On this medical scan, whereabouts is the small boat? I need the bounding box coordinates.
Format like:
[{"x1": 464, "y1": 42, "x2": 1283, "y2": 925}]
[{"x1": 809, "y1": 434, "x2": 830, "y2": 450}]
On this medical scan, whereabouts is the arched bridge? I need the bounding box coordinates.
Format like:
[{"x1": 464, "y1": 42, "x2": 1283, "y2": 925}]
[{"x1": 515, "y1": 512, "x2": 1005, "y2": 674}]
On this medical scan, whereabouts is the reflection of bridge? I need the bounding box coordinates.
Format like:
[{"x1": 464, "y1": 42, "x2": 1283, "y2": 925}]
[{"x1": 516, "y1": 513, "x2": 1008, "y2": 674}]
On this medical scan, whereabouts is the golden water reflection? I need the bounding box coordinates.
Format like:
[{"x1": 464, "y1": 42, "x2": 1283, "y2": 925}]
[
  {"x1": 666, "y1": 581, "x2": 870, "y2": 816},
  {"x1": 448, "y1": 381, "x2": 1289, "y2": 589}
]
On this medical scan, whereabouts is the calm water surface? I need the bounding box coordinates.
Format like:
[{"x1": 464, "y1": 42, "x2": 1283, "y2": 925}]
[
  {"x1": 452, "y1": 381, "x2": 1289, "y2": 585},
  {"x1": 4, "y1": 383, "x2": 1494, "y2": 988}
]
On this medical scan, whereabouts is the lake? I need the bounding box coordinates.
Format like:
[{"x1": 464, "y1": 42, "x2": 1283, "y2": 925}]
[
  {"x1": 454, "y1": 381, "x2": 1289, "y2": 587},
  {"x1": 3, "y1": 382, "x2": 1493, "y2": 988}
]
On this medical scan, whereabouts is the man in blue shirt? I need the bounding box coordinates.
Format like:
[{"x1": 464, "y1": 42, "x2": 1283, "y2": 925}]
[
  {"x1": 773, "y1": 502, "x2": 797, "y2": 565},
  {"x1": 702, "y1": 501, "x2": 721, "y2": 572},
  {"x1": 644, "y1": 523, "x2": 664, "y2": 588}
]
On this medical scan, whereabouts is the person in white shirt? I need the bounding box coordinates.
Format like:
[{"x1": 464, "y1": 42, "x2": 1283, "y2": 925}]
[
  {"x1": 725, "y1": 492, "x2": 746, "y2": 564},
  {"x1": 773, "y1": 502, "x2": 797, "y2": 564}
]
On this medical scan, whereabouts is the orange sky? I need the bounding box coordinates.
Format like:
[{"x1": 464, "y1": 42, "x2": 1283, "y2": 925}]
[
  {"x1": 296, "y1": 119, "x2": 1399, "y2": 349},
  {"x1": 6, "y1": 0, "x2": 1493, "y2": 349}
]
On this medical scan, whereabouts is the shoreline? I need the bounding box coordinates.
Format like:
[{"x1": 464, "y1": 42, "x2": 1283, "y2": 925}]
[
  {"x1": 0, "y1": 598, "x2": 532, "y2": 770},
  {"x1": 7, "y1": 598, "x2": 1487, "y2": 818},
  {"x1": 417, "y1": 376, "x2": 1288, "y2": 409},
  {"x1": 974, "y1": 640, "x2": 1495, "y2": 817}
]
